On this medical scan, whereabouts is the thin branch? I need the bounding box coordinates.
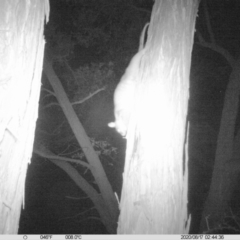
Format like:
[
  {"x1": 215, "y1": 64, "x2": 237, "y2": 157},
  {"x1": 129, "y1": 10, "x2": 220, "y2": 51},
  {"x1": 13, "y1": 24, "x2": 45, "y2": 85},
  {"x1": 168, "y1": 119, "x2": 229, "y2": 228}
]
[
  {"x1": 33, "y1": 145, "x2": 90, "y2": 169},
  {"x1": 41, "y1": 87, "x2": 55, "y2": 97},
  {"x1": 65, "y1": 195, "x2": 90, "y2": 200},
  {"x1": 72, "y1": 87, "x2": 106, "y2": 105},
  {"x1": 43, "y1": 102, "x2": 60, "y2": 109},
  {"x1": 42, "y1": 87, "x2": 105, "y2": 109},
  {"x1": 197, "y1": 0, "x2": 235, "y2": 68},
  {"x1": 197, "y1": 32, "x2": 235, "y2": 68},
  {"x1": 63, "y1": 60, "x2": 80, "y2": 87}
]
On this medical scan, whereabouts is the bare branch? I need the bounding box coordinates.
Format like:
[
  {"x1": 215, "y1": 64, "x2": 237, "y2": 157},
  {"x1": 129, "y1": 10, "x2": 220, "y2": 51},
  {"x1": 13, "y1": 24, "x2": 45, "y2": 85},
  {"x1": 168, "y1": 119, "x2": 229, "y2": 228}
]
[
  {"x1": 197, "y1": 0, "x2": 235, "y2": 68},
  {"x1": 63, "y1": 60, "x2": 79, "y2": 85},
  {"x1": 43, "y1": 102, "x2": 60, "y2": 109},
  {"x1": 33, "y1": 144, "x2": 90, "y2": 169},
  {"x1": 72, "y1": 87, "x2": 106, "y2": 106},
  {"x1": 41, "y1": 87, "x2": 55, "y2": 97},
  {"x1": 42, "y1": 87, "x2": 105, "y2": 109},
  {"x1": 197, "y1": 32, "x2": 235, "y2": 68}
]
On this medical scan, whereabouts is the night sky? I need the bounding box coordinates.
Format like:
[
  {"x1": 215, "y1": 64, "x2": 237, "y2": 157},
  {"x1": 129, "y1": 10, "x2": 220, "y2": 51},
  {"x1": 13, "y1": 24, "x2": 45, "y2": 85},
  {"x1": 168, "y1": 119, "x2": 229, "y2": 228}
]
[{"x1": 18, "y1": 0, "x2": 240, "y2": 234}]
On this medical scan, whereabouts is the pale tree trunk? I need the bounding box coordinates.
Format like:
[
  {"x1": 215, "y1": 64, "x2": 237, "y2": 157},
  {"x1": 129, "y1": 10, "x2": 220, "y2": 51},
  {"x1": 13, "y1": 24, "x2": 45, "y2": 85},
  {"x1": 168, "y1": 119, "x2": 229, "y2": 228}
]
[
  {"x1": 0, "y1": 0, "x2": 49, "y2": 234},
  {"x1": 117, "y1": 0, "x2": 199, "y2": 234}
]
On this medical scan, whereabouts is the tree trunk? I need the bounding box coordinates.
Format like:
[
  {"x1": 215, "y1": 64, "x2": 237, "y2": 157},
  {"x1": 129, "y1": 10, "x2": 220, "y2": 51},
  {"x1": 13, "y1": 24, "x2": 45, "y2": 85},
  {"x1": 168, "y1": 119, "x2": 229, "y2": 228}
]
[
  {"x1": 117, "y1": 0, "x2": 199, "y2": 234},
  {"x1": 0, "y1": 0, "x2": 49, "y2": 234},
  {"x1": 200, "y1": 57, "x2": 240, "y2": 233}
]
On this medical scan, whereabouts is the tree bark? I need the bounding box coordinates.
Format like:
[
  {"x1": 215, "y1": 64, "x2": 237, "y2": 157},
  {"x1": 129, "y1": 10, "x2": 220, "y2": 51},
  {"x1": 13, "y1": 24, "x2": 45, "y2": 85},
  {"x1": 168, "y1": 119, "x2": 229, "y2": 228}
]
[
  {"x1": 0, "y1": 0, "x2": 49, "y2": 234},
  {"x1": 117, "y1": 0, "x2": 199, "y2": 234}
]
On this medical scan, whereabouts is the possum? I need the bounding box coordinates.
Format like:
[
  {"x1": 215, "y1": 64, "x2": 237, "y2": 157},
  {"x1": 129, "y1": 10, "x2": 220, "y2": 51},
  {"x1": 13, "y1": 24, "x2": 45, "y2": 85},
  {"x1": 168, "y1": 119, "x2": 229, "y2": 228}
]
[{"x1": 108, "y1": 23, "x2": 149, "y2": 137}]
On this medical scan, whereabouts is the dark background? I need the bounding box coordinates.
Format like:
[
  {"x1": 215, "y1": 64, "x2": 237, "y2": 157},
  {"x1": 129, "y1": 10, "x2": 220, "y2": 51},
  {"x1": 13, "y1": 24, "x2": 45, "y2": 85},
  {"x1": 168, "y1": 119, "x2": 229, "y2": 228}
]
[{"x1": 18, "y1": 0, "x2": 240, "y2": 234}]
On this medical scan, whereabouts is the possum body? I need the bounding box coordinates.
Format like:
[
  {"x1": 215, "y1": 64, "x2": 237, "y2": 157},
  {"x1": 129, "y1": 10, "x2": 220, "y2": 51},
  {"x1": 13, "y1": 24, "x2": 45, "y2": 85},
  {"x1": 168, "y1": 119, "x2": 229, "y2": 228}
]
[{"x1": 109, "y1": 23, "x2": 149, "y2": 136}]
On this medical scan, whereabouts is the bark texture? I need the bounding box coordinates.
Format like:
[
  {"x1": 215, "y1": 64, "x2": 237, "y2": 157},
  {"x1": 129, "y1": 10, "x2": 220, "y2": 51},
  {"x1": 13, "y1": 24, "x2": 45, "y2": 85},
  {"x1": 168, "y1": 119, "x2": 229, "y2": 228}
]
[
  {"x1": 0, "y1": 0, "x2": 49, "y2": 233},
  {"x1": 117, "y1": 0, "x2": 199, "y2": 234}
]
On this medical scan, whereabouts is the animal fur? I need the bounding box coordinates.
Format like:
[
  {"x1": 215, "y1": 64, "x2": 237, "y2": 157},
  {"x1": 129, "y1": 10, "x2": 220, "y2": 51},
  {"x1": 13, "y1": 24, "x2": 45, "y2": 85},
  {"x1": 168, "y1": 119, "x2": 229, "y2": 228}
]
[{"x1": 108, "y1": 23, "x2": 149, "y2": 136}]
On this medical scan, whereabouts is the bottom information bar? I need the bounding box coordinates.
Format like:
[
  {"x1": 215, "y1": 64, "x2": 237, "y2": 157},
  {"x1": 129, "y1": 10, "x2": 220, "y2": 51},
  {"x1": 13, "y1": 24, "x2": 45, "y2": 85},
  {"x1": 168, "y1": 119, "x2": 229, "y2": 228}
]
[{"x1": 0, "y1": 235, "x2": 240, "y2": 240}]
